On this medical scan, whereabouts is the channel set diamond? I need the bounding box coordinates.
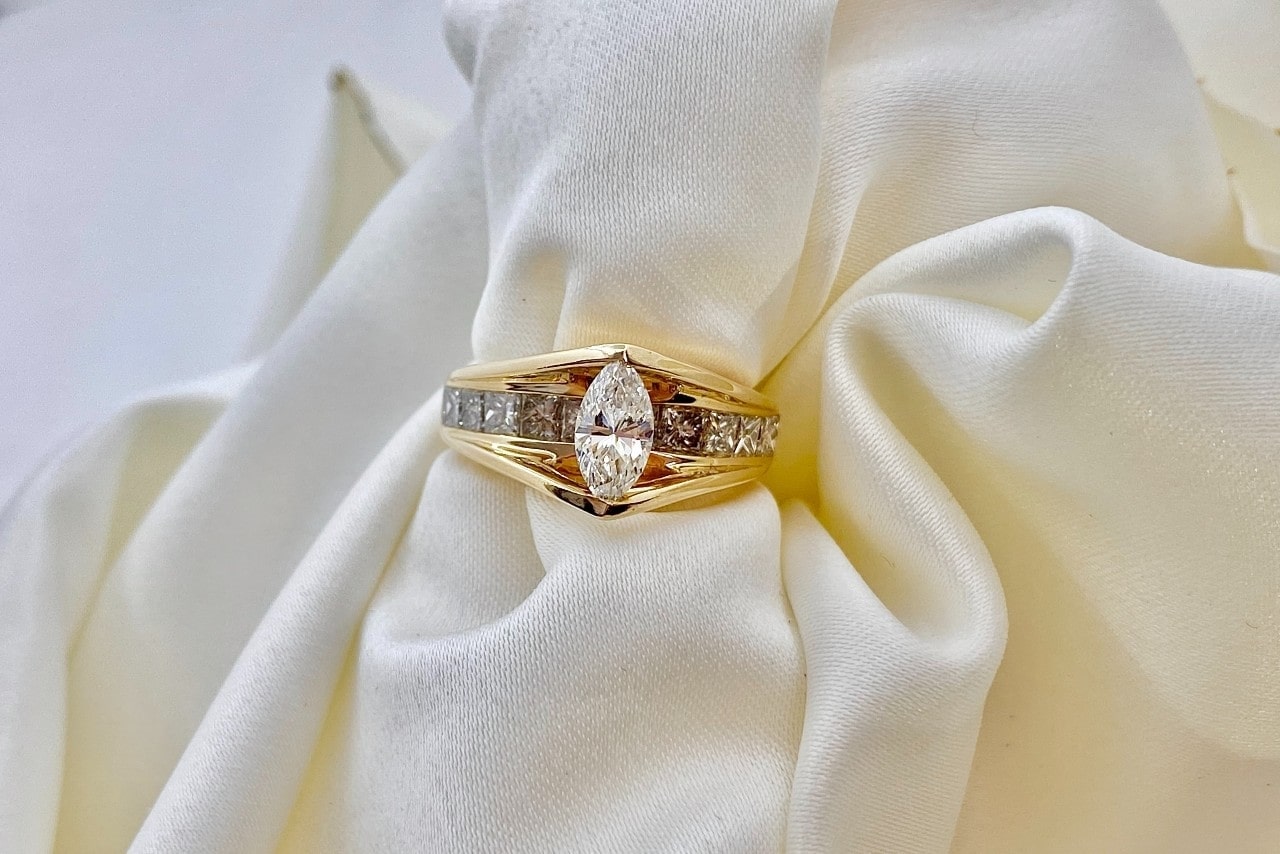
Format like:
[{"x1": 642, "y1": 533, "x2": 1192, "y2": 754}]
[
  {"x1": 657, "y1": 405, "x2": 703, "y2": 452},
  {"x1": 459, "y1": 390, "x2": 484, "y2": 431},
  {"x1": 443, "y1": 367, "x2": 778, "y2": 504},
  {"x1": 735, "y1": 415, "x2": 764, "y2": 456},
  {"x1": 701, "y1": 410, "x2": 739, "y2": 456},
  {"x1": 441, "y1": 387, "x2": 462, "y2": 428},
  {"x1": 446, "y1": 386, "x2": 777, "y2": 458},
  {"x1": 482, "y1": 392, "x2": 519, "y2": 435},
  {"x1": 561, "y1": 398, "x2": 582, "y2": 444},
  {"x1": 760, "y1": 416, "x2": 778, "y2": 454},
  {"x1": 520, "y1": 394, "x2": 563, "y2": 441}
]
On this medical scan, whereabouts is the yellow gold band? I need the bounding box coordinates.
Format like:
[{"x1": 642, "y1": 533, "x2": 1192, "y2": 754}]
[{"x1": 440, "y1": 344, "x2": 778, "y2": 517}]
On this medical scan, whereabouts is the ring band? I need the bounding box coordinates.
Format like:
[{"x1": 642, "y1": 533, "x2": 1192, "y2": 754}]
[{"x1": 440, "y1": 343, "x2": 779, "y2": 517}]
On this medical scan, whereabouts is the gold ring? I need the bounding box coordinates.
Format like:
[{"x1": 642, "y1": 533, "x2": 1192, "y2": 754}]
[{"x1": 440, "y1": 344, "x2": 779, "y2": 517}]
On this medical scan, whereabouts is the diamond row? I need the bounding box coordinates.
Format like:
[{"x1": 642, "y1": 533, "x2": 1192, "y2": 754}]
[{"x1": 441, "y1": 387, "x2": 778, "y2": 457}]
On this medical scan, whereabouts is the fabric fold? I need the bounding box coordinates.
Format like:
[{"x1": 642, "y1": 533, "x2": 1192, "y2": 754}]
[{"x1": 2, "y1": 1, "x2": 1278, "y2": 852}]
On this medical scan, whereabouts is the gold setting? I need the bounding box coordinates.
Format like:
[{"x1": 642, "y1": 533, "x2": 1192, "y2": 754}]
[{"x1": 441, "y1": 344, "x2": 778, "y2": 517}]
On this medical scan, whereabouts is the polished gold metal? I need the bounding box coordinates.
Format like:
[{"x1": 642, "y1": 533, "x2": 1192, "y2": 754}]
[{"x1": 441, "y1": 343, "x2": 778, "y2": 517}]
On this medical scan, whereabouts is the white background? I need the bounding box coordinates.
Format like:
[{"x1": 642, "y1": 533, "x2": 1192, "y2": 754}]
[{"x1": 0, "y1": 0, "x2": 470, "y2": 503}]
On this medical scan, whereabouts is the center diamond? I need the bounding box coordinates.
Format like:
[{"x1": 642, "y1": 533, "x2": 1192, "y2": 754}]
[{"x1": 574, "y1": 359, "x2": 654, "y2": 501}]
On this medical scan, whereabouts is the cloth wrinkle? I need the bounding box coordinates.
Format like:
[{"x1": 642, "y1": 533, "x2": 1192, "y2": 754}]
[{"x1": 1, "y1": 1, "x2": 1278, "y2": 852}]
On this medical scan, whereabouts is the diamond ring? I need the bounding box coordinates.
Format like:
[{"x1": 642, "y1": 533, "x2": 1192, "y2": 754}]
[{"x1": 440, "y1": 344, "x2": 779, "y2": 517}]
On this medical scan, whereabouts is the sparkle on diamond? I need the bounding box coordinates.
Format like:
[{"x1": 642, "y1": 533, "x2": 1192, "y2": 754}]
[
  {"x1": 658, "y1": 405, "x2": 703, "y2": 452},
  {"x1": 702, "y1": 411, "x2": 739, "y2": 456},
  {"x1": 482, "y1": 391, "x2": 519, "y2": 435},
  {"x1": 735, "y1": 415, "x2": 764, "y2": 456},
  {"x1": 574, "y1": 360, "x2": 654, "y2": 500},
  {"x1": 459, "y1": 390, "x2": 484, "y2": 431},
  {"x1": 441, "y1": 387, "x2": 462, "y2": 428},
  {"x1": 520, "y1": 394, "x2": 562, "y2": 441}
]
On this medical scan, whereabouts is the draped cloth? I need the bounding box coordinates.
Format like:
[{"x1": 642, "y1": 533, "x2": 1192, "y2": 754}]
[{"x1": 3, "y1": 1, "x2": 1278, "y2": 851}]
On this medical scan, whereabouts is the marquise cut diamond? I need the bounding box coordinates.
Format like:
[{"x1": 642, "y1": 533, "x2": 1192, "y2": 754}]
[{"x1": 574, "y1": 360, "x2": 654, "y2": 500}]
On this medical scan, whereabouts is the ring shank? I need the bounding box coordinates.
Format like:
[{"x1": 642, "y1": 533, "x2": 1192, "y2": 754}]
[{"x1": 441, "y1": 343, "x2": 778, "y2": 516}]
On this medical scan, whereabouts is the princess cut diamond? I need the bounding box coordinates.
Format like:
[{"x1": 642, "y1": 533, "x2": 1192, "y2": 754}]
[
  {"x1": 560, "y1": 397, "x2": 581, "y2": 443},
  {"x1": 441, "y1": 386, "x2": 462, "y2": 428},
  {"x1": 702, "y1": 411, "x2": 739, "y2": 456},
  {"x1": 735, "y1": 415, "x2": 764, "y2": 456},
  {"x1": 520, "y1": 394, "x2": 561, "y2": 441},
  {"x1": 761, "y1": 416, "x2": 779, "y2": 454},
  {"x1": 459, "y1": 390, "x2": 484, "y2": 431},
  {"x1": 657, "y1": 405, "x2": 703, "y2": 452},
  {"x1": 482, "y1": 391, "x2": 519, "y2": 435}
]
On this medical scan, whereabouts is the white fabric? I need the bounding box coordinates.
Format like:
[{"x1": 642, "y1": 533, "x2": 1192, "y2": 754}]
[
  {"x1": 3, "y1": 1, "x2": 1279, "y2": 852},
  {"x1": 0, "y1": 0, "x2": 470, "y2": 506}
]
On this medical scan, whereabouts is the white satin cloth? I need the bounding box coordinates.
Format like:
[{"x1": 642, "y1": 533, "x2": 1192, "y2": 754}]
[{"x1": 3, "y1": 1, "x2": 1279, "y2": 852}]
